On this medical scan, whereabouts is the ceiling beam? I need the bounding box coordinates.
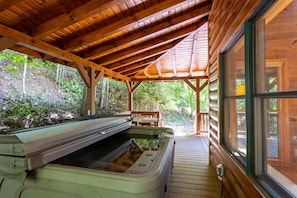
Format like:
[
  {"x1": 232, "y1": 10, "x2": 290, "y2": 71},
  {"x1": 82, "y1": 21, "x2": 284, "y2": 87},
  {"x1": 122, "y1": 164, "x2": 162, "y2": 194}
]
[
  {"x1": 172, "y1": 49, "x2": 177, "y2": 76},
  {"x1": 32, "y1": 0, "x2": 121, "y2": 38},
  {"x1": 64, "y1": 0, "x2": 192, "y2": 51},
  {"x1": 95, "y1": 18, "x2": 207, "y2": 66},
  {"x1": 10, "y1": 45, "x2": 76, "y2": 68},
  {"x1": 125, "y1": 66, "x2": 149, "y2": 77},
  {"x1": 142, "y1": 18, "x2": 208, "y2": 77},
  {"x1": 105, "y1": 42, "x2": 175, "y2": 70},
  {"x1": 156, "y1": 61, "x2": 162, "y2": 77},
  {"x1": 0, "y1": 23, "x2": 130, "y2": 81},
  {"x1": 83, "y1": 3, "x2": 210, "y2": 60},
  {"x1": 131, "y1": 75, "x2": 208, "y2": 82},
  {"x1": 95, "y1": 34, "x2": 187, "y2": 66},
  {"x1": 0, "y1": 36, "x2": 17, "y2": 51},
  {"x1": 189, "y1": 34, "x2": 198, "y2": 75},
  {"x1": 0, "y1": 0, "x2": 22, "y2": 12},
  {"x1": 115, "y1": 55, "x2": 163, "y2": 73}
]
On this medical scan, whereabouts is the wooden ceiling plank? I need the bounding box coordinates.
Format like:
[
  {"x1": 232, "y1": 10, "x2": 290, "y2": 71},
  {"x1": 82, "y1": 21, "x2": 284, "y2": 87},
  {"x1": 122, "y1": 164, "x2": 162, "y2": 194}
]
[
  {"x1": 95, "y1": 18, "x2": 208, "y2": 66},
  {"x1": 32, "y1": 0, "x2": 121, "y2": 38},
  {"x1": 0, "y1": 36, "x2": 17, "y2": 51},
  {"x1": 116, "y1": 55, "x2": 162, "y2": 73},
  {"x1": 99, "y1": 17, "x2": 208, "y2": 73},
  {"x1": 64, "y1": 0, "x2": 191, "y2": 51},
  {"x1": 119, "y1": 62, "x2": 152, "y2": 74},
  {"x1": 95, "y1": 35, "x2": 186, "y2": 66},
  {"x1": 125, "y1": 66, "x2": 148, "y2": 76},
  {"x1": 0, "y1": 0, "x2": 22, "y2": 12},
  {"x1": 107, "y1": 51, "x2": 166, "y2": 71},
  {"x1": 0, "y1": 23, "x2": 130, "y2": 81},
  {"x1": 84, "y1": 3, "x2": 211, "y2": 60},
  {"x1": 122, "y1": 63, "x2": 151, "y2": 75},
  {"x1": 105, "y1": 44, "x2": 172, "y2": 70}
]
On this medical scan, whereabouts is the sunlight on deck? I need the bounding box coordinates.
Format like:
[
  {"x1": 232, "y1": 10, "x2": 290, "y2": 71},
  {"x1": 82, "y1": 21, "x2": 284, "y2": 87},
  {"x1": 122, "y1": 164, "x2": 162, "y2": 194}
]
[{"x1": 168, "y1": 133, "x2": 221, "y2": 198}]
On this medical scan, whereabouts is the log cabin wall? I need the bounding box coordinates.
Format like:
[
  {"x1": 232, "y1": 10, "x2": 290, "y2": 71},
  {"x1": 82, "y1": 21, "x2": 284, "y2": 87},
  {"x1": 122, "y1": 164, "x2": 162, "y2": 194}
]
[{"x1": 208, "y1": 0, "x2": 264, "y2": 197}]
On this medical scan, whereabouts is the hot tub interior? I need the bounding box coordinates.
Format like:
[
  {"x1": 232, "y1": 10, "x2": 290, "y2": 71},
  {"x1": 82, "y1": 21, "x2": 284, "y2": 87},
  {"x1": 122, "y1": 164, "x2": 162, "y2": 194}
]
[{"x1": 51, "y1": 130, "x2": 162, "y2": 173}]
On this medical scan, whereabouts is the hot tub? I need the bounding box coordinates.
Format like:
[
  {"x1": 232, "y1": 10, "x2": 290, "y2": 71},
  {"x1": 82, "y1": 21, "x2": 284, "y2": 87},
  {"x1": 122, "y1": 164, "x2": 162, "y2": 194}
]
[{"x1": 0, "y1": 116, "x2": 174, "y2": 198}]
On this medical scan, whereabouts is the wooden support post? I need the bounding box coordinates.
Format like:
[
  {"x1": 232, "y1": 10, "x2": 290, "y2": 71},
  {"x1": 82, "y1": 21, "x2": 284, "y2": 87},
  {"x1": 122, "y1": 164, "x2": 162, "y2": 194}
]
[
  {"x1": 184, "y1": 79, "x2": 208, "y2": 134},
  {"x1": 125, "y1": 81, "x2": 133, "y2": 111},
  {"x1": 77, "y1": 64, "x2": 103, "y2": 115},
  {"x1": 125, "y1": 80, "x2": 143, "y2": 111},
  {"x1": 86, "y1": 68, "x2": 96, "y2": 115},
  {"x1": 196, "y1": 79, "x2": 201, "y2": 134}
]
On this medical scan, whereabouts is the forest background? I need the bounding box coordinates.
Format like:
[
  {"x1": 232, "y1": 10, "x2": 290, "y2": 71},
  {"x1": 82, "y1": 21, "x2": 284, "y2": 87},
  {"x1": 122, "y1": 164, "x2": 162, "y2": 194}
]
[{"x1": 0, "y1": 50, "x2": 208, "y2": 133}]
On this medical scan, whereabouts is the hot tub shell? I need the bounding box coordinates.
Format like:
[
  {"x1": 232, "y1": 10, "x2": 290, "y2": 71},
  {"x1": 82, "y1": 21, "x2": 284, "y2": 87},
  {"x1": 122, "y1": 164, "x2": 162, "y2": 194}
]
[{"x1": 0, "y1": 117, "x2": 174, "y2": 198}]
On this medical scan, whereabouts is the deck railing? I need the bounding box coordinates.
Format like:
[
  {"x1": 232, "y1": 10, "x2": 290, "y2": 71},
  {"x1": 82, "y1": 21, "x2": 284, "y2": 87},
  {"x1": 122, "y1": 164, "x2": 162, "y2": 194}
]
[{"x1": 197, "y1": 112, "x2": 209, "y2": 133}]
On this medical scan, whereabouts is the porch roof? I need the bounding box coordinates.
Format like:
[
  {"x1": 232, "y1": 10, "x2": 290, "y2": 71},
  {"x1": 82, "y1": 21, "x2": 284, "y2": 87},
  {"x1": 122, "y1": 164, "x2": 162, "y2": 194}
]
[{"x1": 0, "y1": 0, "x2": 210, "y2": 82}]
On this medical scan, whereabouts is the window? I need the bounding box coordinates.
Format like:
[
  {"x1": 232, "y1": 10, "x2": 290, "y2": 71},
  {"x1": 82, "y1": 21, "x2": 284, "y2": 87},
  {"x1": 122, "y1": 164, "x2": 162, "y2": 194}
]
[
  {"x1": 221, "y1": 0, "x2": 297, "y2": 196},
  {"x1": 222, "y1": 35, "x2": 247, "y2": 163},
  {"x1": 254, "y1": 0, "x2": 297, "y2": 197}
]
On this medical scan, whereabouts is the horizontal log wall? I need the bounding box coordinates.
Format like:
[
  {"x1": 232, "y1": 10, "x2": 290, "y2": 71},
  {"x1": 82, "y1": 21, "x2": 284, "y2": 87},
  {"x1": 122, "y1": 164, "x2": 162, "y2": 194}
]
[{"x1": 208, "y1": 0, "x2": 264, "y2": 197}]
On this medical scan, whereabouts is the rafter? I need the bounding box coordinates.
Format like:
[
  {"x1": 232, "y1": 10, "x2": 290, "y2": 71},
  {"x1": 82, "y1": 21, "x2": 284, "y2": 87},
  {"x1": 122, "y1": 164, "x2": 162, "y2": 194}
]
[
  {"x1": 115, "y1": 55, "x2": 162, "y2": 73},
  {"x1": 105, "y1": 42, "x2": 175, "y2": 70},
  {"x1": 32, "y1": 0, "x2": 121, "y2": 38},
  {"x1": 189, "y1": 34, "x2": 198, "y2": 75},
  {"x1": 156, "y1": 61, "x2": 162, "y2": 77},
  {"x1": 95, "y1": 18, "x2": 207, "y2": 66},
  {"x1": 0, "y1": 0, "x2": 22, "y2": 12},
  {"x1": 83, "y1": 3, "x2": 210, "y2": 60},
  {"x1": 172, "y1": 49, "x2": 177, "y2": 76},
  {"x1": 64, "y1": 0, "x2": 191, "y2": 51},
  {"x1": 0, "y1": 23, "x2": 130, "y2": 81},
  {"x1": 124, "y1": 66, "x2": 148, "y2": 76},
  {"x1": 131, "y1": 75, "x2": 208, "y2": 82}
]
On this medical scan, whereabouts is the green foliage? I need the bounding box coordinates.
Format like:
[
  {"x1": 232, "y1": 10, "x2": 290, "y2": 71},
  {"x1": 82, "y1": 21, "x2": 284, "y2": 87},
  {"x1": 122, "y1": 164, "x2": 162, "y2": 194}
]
[
  {"x1": 61, "y1": 78, "x2": 84, "y2": 108},
  {"x1": 0, "y1": 49, "x2": 210, "y2": 130},
  {"x1": 1, "y1": 98, "x2": 47, "y2": 130},
  {"x1": 6, "y1": 64, "x2": 20, "y2": 72}
]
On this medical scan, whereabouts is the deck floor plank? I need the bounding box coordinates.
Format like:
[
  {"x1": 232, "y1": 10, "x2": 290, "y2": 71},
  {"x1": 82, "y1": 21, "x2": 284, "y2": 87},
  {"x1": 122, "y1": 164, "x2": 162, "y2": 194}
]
[{"x1": 168, "y1": 134, "x2": 221, "y2": 198}]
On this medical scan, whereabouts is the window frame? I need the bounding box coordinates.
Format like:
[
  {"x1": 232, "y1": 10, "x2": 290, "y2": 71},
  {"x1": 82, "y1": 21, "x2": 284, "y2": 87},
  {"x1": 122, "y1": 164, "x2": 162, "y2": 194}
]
[
  {"x1": 249, "y1": 0, "x2": 296, "y2": 197},
  {"x1": 220, "y1": 0, "x2": 297, "y2": 197},
  {"x1": 220, "y1": 28, "x2": 248, "y2": 169}
]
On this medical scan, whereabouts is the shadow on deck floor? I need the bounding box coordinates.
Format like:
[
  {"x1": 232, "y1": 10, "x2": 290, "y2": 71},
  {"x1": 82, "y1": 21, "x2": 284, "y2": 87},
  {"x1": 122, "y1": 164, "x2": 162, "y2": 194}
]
[{"x1": 168, "y1": 133, "x2": 221, "y2": 198}]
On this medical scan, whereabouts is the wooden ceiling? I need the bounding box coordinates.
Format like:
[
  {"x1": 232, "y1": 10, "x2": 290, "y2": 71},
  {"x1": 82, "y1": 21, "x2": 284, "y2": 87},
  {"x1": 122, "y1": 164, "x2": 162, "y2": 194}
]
[{"x1": 0, "y1": 0, "x2": 211, "y2": 82}]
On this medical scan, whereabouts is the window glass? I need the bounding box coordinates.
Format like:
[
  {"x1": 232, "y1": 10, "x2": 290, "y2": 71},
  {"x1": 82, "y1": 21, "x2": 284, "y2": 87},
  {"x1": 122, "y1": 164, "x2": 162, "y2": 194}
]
[
  {"x1": 256, "y1": 0, "x2": 297, "y2": 93},
  {"x1": 223, "y1": 35, "x2": 246, "y2": 159},
  {"x1": 255, "y1": 0, "x2": 297, "y2": 196},
  {"x1": 224, "y1": 98, "x2": 246, "y2": 156},
  {"x1": 264, "y1": 98, "x2": 297, "y2": 195},
  {"x1": 224, "y1": 36, "x2": 245, "y2": 97}
]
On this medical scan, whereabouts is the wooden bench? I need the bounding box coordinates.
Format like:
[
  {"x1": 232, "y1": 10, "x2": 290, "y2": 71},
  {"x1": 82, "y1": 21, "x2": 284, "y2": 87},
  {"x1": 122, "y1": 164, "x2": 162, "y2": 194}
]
[{"x1": 131, "y1": 111, "x2": 161, "y2": 127}]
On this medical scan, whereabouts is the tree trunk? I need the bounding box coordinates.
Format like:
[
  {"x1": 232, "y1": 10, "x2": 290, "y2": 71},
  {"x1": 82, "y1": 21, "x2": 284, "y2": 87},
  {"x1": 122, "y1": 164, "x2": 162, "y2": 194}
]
[
  {"x1": 100, "y1": 78, "x2": 107, "y2": 109},
  {"x1": 22, "y1": 55, "x2": 28, "y2": 100},
  {"x1": 105, "y1": 79, "x2": 109, "y2": 109}
]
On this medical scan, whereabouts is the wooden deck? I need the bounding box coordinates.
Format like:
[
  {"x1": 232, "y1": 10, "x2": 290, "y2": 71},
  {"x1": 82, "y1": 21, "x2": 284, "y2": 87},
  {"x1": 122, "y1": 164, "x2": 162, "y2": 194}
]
[{"x1": 168, "y1": 134, "x2": 221, "y2": 198}]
